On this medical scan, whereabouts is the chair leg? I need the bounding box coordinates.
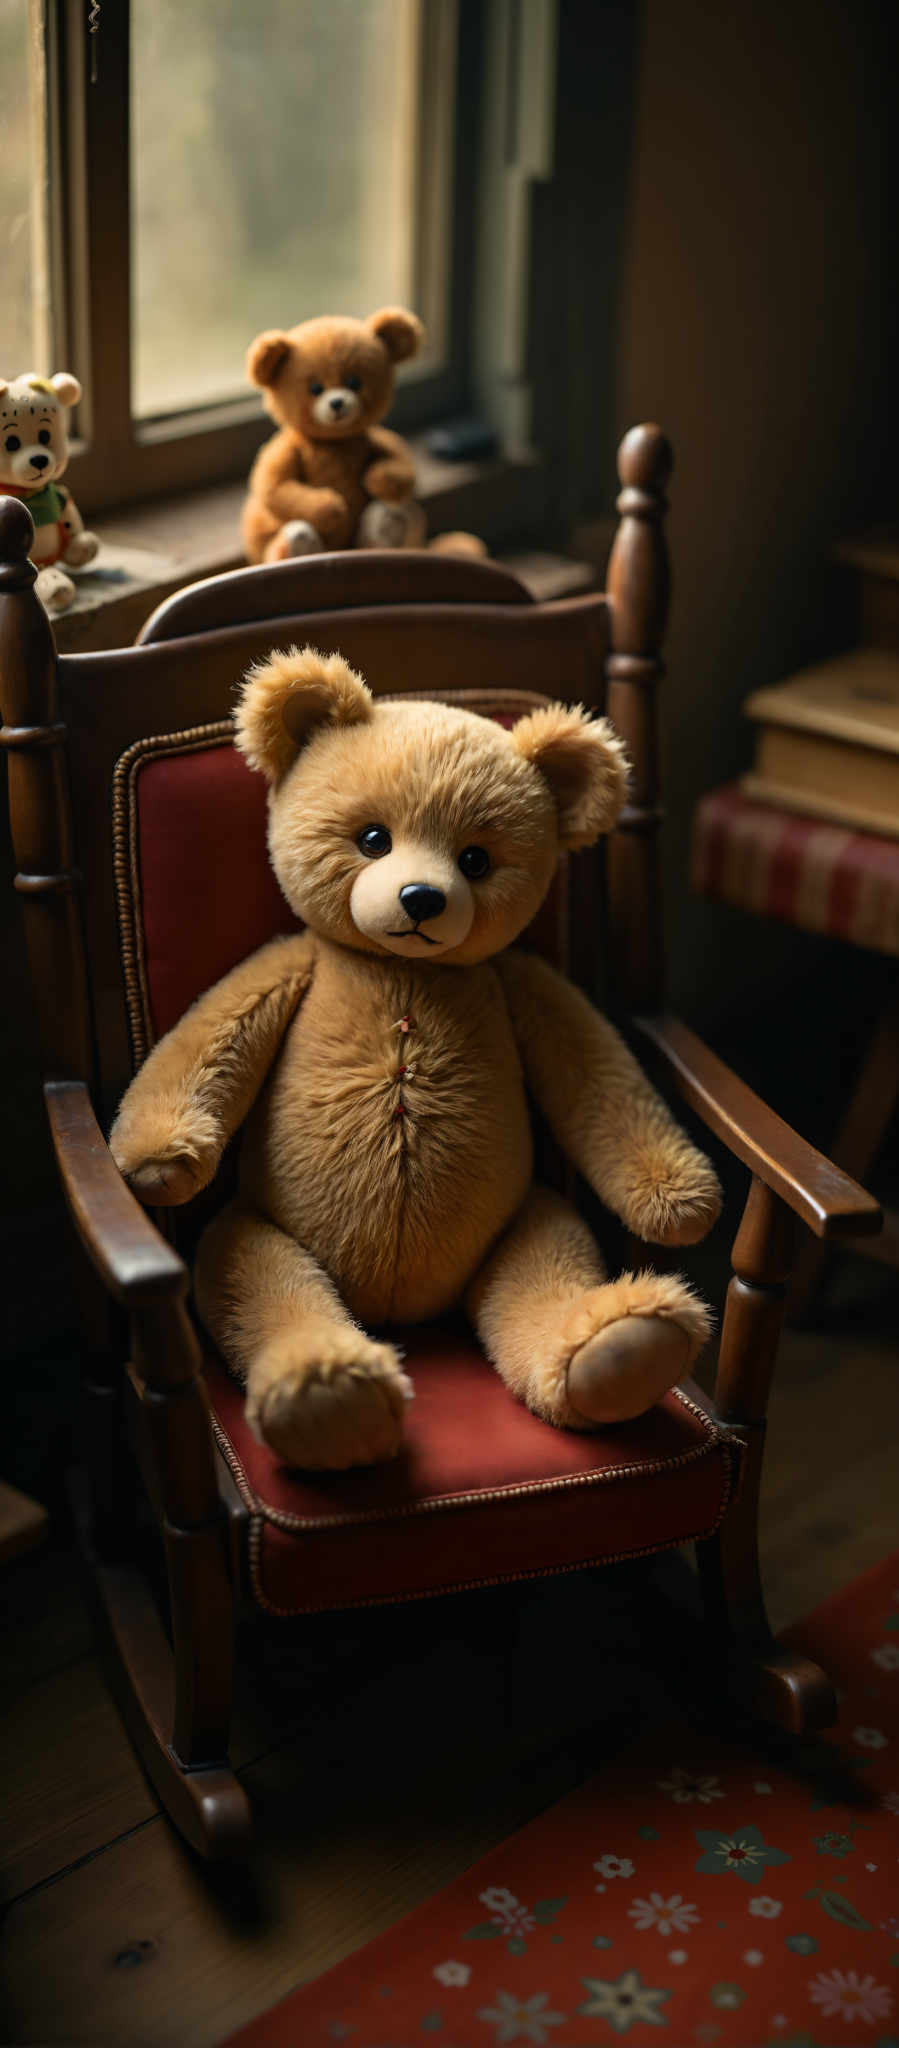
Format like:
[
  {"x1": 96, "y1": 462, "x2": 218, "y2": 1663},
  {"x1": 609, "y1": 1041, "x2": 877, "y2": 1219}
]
[
  {"x1": 699, "y1": 1176, "x2": 837, "y2": 1736},
  {"x1": 72, "y1": 1471, "x2": 251, "y2": 1859},
  {"x1": 696, "y1": 1422, "x2": 837, "y2": 1736}
]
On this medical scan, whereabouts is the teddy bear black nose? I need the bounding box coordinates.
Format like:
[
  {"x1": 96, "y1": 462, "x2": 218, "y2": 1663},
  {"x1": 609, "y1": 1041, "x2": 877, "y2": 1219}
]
[
  {"x1": 399, "y1": 883, "x2": 446, "y2": 925},
  {"x1": 329, "y1": 395, "x2": 346, "y2": 415},
  {"x1": 30, "y1": 453, "x2": 50, "y2": 470}
]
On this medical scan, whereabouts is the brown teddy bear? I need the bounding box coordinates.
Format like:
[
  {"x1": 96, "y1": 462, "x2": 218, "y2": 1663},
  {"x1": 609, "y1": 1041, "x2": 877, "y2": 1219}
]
[
  {"x1": 0, "y1": 372, "x2": 98, "y2": 611},
  {"x1": 243, "y1": 307, "x2": 431, "y2": 563},
  {"x1": 110, "y1": 650, "x2": 721, "y2": 1472}
]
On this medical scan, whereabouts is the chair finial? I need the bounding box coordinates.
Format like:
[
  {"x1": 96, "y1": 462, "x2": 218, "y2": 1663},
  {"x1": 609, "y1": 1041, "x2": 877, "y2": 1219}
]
[
  {"x1": 617, "y1": 424, "x2": 672, "y2": 496},
  {"x1": 0, "y1": 494, "x2": 36, "y2": 567}
]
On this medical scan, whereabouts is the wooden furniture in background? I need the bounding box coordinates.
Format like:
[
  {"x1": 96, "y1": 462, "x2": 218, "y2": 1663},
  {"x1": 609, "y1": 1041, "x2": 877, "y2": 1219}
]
[
  {"x1": 693, "y1": 521, "x2": 899, "y2": 1314},
  {"x1": 0, "y1": 428, "x2": 880, "y2": 1860}
]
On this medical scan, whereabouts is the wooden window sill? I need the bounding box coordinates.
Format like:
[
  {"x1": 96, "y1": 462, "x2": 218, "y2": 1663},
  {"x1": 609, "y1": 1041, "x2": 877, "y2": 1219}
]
[{"x1": 49, "y1": 441, "x2": 555, "y2": 653}]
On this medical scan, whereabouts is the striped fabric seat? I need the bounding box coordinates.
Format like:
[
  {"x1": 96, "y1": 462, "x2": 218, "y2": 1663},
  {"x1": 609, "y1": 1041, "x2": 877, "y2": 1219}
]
[{"x1": 691, "y1": 784, "x2": 899, "y2": 957}]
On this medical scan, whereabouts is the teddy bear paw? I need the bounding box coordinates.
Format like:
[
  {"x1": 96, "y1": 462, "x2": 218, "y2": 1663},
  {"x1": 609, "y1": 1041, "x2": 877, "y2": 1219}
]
[
  {"x1": 64, "y1": 530, "x2": 99, "y2": 568},
  {"x1": 35, "y1": 564, "x2": 76, "y2": 612},
  {"x1": 356, "y1": 499, "x2": 412, "y2": 550},
  {"x1": 567, "y1": 1314, "x2": 690, "y2": 1425},
  {"x1": 247, "y1": 1331, "x2": 413, "y2": 1470},
  {"x1": 278, "y1": 520, "x2": 327, "y2": 559}
]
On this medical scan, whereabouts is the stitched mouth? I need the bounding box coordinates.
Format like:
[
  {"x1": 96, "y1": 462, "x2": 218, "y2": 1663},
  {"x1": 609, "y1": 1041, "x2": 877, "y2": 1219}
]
[{"x1": 385, "y1": 926, "x2": 439, "y2": 945}]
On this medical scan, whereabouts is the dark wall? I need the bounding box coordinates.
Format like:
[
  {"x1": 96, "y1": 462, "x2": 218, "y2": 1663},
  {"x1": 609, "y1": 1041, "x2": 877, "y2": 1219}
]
[{"x1": 610, "y1": 0, "x2": 896, "y2": 1098}]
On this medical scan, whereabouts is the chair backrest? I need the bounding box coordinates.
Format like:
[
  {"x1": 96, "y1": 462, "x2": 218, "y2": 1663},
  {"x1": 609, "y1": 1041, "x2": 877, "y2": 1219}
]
[{"x1": 0, "y1": 427, "x2": 671, "y2": 1129}]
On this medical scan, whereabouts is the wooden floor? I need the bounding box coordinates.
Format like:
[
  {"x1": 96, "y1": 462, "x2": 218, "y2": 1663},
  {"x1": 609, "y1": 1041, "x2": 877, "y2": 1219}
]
[{"x1": 2, "y1": 1269, "x2": 897, "y2": 2048}]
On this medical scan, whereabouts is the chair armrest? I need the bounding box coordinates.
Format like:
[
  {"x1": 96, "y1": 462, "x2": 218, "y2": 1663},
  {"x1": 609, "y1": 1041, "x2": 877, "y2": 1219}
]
[
  {"x1": 634, "y1": 1013, "x2": 882, "y2": 1241},
  {"x1": 44, "y1": 1079, "x2": 186, "y2": 1305}
]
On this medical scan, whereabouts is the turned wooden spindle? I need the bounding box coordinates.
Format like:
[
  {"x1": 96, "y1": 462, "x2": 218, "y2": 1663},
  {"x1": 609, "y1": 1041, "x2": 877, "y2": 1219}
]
[
  {"x1": 604, "y1": 425, "x2": 673, "y2": 1015},
  {"x1": 0, "y1": 496, "x2": 94, "y2": 1082}
]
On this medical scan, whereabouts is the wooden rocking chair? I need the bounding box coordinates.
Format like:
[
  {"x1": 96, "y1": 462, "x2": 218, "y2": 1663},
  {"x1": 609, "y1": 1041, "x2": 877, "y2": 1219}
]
[{"x1": 0, "y1": 426, "x2": 880, "y2": 1861}]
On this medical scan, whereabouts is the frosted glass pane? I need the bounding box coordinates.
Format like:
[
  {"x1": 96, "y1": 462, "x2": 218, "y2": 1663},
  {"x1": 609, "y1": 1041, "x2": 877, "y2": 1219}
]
[
  {"x1": 132, "y1": 0, "x2": 421, "y2": 418},
  {"x1": 0, "y1": 0, "x2": 37, "y2": 374}
]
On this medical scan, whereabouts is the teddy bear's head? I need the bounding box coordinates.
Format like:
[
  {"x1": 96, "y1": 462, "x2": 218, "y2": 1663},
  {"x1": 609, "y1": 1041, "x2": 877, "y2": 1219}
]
[
  {"x1": 0, "y1": 372, "x2": 81, "y2": 494},
  {"x1": 235, "y1": 647, "x2": 629, "y2": 967},
  {"x1": 245, "y1": 308, "x2": 423, "y2": 444}
]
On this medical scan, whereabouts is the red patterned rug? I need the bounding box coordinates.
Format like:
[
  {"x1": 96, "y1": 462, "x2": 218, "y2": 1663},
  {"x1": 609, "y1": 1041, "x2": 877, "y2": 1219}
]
[{"x1": 223, "y1": 1557, "x2": 899, "y2": 2047}]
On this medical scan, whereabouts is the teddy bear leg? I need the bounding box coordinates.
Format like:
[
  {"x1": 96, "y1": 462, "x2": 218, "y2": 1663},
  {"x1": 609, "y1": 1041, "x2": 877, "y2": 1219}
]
[
  {"x1": 465, "y1": 1185, "x2": 711, "y2": 1430},
  {"x1": 263, "y1": 520, "x2": 327, "y2": 562},
  {"x1": 195, "y1": 1199, "x2": 412, "y2": 1470}
]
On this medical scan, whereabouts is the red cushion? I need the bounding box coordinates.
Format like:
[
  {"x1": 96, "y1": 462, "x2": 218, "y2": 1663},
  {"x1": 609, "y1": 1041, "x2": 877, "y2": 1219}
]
[
  {"x1": 206, "y1": 1329, "x2": 735, "y2": 1614},
  {"x1": 136, "y1": 743, "x2": 299, "y2": 1043}
]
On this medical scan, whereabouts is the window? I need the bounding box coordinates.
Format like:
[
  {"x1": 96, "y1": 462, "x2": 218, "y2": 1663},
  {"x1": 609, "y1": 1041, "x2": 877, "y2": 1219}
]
[{"x1": 5, "y1": 0, "x2": 474, "y2": 515}]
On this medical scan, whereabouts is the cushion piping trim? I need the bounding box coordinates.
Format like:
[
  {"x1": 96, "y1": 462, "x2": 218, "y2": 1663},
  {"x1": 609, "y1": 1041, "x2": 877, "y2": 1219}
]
[
  {"x1": 112, "y1": 719, "x2": 236, "y2": 1068},
  {"x1": 240, "y1": 1438, "x2": 736, "y2": 1616},
  {"x1": 209, "y1": 1383, "x2": 731, "y2": 1534}
]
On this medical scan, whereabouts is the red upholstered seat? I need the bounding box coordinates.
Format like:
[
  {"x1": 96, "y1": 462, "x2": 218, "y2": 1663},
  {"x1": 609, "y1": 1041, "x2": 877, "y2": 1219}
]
[{"x1": 206, "y1": 1330, "x2": 735, "y2": 1614}]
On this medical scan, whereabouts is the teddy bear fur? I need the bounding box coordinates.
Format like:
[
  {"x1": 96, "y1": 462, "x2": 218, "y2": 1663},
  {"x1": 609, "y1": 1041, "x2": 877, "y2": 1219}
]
[
  {"x1": 242, "y1": 308, "x2": 482, "y2": 565},
  {"x1": 0, "y1": 372, "x2": 98, "y2": 611},
  {"x1": 110, "y1": 650, "x2": 722, "y2": 1472}
]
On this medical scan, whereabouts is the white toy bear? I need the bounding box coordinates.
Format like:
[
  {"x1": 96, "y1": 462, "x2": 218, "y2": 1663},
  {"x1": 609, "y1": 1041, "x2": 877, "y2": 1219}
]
[{"x1": 0, "y1": 372, "x2": 98, "y2": 611}]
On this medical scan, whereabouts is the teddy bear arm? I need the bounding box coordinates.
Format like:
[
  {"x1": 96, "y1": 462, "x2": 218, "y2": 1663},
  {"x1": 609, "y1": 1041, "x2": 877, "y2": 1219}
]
[
  {"x1": 57, "y1": 490, "x2": 98, "y2": 567},
  {"x1": 109, "y1": 934, "x2": 316, "y2": 1206},
  {"x1": 250, "y1": 435, "x2": 347, "y2": 530},
  {"x1": 497, "y1": 949, "x2": 722, "y2": 1245},
  {"x1": 363, "y1": 427, "x2": 416, "y2": 504}
]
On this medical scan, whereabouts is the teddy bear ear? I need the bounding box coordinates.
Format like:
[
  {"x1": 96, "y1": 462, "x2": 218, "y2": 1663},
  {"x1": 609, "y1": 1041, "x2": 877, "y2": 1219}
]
[
  {"x1": 510, "y1": 704, "x2": 630, "y2": 849},
  {"x1": 234, "y1": 644, "x2": 373, "y2": 783},
  {"x1": 49, "y1": 372, "x2": 81, "y2": 407},
  {"x1": 246, "y1": 330, "x2": 292, "y2": 388},
  {"x1": 366, "y1": 307, "x2": 424, "y2": 364}
]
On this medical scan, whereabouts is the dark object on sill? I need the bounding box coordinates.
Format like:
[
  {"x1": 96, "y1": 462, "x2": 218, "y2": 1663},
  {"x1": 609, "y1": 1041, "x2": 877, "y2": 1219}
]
[{"x1": 425, "y1": 417, "x2": 501, "y2": 463}]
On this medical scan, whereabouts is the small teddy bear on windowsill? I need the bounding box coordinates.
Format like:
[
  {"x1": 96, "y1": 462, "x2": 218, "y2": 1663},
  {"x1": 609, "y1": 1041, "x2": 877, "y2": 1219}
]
[
  {"x1": 242, "y1": 307, "x2": 484, "y2": 564},
  {"x1": 0, "y1": 373, "x2": 99, "y2": 612}
]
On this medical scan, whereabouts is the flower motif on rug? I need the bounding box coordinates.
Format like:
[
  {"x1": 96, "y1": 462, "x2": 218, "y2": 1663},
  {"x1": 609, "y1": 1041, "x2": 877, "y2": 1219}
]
[
  {"x1": 476, "y1": 1988, "x2": 566, "y2": 2043},
  {"x1": 594, "y1": 1854, "x2": 635, "y2": 1881},
  {"x1": 578, "y1": 1967, "x2": 670, "y2": 2033},
  {"x1": 709, "y1": 1982, "x2": 745, "y2": 2009},
  {"x1": 478, "y1": 1888, "x2": 537, "y2": 1935},
  {"x1": 433, "y1": 1959, "x2": 470, "y2": 1986},
  {"x1": 872, "y1": 1644, "x2": 899, "y2": 1671},
  {"x1": 853, "y1": 1725, "x2": 889, "y2": 1749},
  {"x1": 808, "y1": 1966, "x2": 894, "y2": 2025},
  {"x1": 694, "y1": 1824, "x2": 791, "y2": 1883},
  {"x1": 882, "y1": 1789, "x2": 899, "y2": 1814},
  {"x1": 657, "y1": 1766, "x2": 724, "y2": 1804},
  {"x1": 749, "y1": 1895, "x2": 784, "y2": 1917},
  {"x1": 628, "y1": 1892, "x2": 700, "y2": 1936},
  {"x1": 812, "y1": 1830, "x2": 856, "y2": 1857}
]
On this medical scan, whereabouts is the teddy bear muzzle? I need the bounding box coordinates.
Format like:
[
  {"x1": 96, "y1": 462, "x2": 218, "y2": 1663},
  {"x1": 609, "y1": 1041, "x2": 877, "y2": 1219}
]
[{"x1": 349, "y1": 848, "x2": 474, "y2": 956}]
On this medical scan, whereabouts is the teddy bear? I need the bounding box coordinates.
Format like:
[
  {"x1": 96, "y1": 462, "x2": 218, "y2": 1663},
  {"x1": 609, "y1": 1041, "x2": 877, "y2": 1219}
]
[
  {"x1": 0, "y1": 372, "x2": 98, "y2": 611},
  {"x1": 242, "y1": 307, "x2": 483, "y2": 564},
  {"x1": 109, "y1": 648, "x2": 722, "y2": 1473}
]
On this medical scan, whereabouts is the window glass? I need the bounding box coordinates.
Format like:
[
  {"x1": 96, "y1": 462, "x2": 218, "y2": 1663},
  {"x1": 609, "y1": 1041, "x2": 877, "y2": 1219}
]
[
  {"x1": 0, "y1": 0, "x2": 39, "y2": 374},
  {"x1": 131, "y1": 0, "x2": 423, "y2": 419}
]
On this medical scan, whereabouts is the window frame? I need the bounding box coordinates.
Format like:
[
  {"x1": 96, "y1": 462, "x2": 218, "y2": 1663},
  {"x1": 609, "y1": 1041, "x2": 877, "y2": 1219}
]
[{"x1": 44, "y1": 0, "x2": 481, "y2": 517}]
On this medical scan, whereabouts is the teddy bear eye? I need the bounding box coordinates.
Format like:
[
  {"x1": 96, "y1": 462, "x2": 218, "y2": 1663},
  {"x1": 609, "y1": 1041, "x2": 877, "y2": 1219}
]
[
  {"x1": 38, "y1": 429, "x2": 51, "y2": 445},
  {"x1": 357, "y1": 823, "x2": 392, "y2": 859},
  {"x1": 458, "y1": 845, "x2": 490, "y2": 880},
  {"x1": 346, "y1": 375, "x2": 362, "y2": 393},
  {"x1": 5, "y1": 434, "x2": 21, "y2": 452},
  {"x1": 307, "y1": 379, "x2": 324, "y2": 396}
]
